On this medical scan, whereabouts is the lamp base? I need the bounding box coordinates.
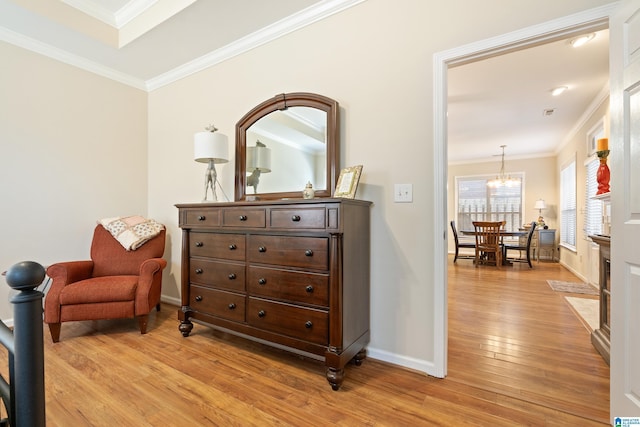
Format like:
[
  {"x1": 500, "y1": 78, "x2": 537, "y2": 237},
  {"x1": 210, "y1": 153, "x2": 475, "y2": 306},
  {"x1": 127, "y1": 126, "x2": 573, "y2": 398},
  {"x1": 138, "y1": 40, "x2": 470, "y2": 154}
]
[{"x1": 203, "y1": 160, "x2": 218, "y2": 202}]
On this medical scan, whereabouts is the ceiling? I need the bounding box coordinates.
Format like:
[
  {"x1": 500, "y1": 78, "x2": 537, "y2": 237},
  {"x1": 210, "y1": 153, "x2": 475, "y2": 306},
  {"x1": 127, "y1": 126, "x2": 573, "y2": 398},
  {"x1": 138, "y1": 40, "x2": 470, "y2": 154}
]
[
  {"x1": 0, "y1": 0, "x2": 337, "y2": 88},
  {"x1": 0, "y1": 0, "x2": 610, "y2": 163},
  {"x1": 448, "y1": 29, "x2": 609, "y2": 164}
]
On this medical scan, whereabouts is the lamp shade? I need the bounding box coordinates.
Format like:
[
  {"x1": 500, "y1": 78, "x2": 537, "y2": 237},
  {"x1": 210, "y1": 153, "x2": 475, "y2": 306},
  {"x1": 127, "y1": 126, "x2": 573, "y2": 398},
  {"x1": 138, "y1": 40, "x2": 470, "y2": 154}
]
[
  {"x1": 194, "y1": 131, "x2": 229, "y2": 164},
  {"x1": 247, "y1": 145, "x2": 271, "y2": 172},
  {"x1": 534, "y1": 199, "x2": 546, "y2": 210}
]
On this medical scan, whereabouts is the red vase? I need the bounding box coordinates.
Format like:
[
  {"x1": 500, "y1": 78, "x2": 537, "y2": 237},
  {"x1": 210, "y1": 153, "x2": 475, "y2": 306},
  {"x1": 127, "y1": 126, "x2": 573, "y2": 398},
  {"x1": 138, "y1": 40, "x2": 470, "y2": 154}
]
[{"x1": 596, "y1": 158, "x2": 610, "y2": 195}]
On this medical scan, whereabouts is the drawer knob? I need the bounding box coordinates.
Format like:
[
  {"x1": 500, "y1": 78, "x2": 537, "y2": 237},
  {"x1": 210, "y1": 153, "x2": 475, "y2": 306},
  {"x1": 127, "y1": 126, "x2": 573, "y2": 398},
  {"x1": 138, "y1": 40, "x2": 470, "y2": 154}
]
[
  {"x1": 195, "y1": 242, "x2": 203, "y2": 247},
  {"x1": 291, "y1": 215, "x2": 301, "y2": 222},
  {"x1": 197, "y1": 215, "x2": 206, "y2": 221},
  {"x1": 258, "y1": 278, "x2": 266, "y2": 285},
  {"x1": 228, "y1": 273, "x2": 236, "y2": 280},
  {"x1": 239, "y1": 215, "x2": 247, "y2": 221},
  {"x1": 195, "y1": 295, "x2": 203, "y2": 302},
  {"x1": 258, "y1": 310, "x2": 266, "y2": 318},
  {"x1": 228, "y1": 244, "x2": 237, "y2": 250},
  {"x1": 195, "y1": 268, "x2": 203, "y2": 274},
  {"x1": 305, "y1": 285, "x2": 314, "y2": 293},
  {"x1": 228, "y1": 303, "x2": 236, "y2": 310},
  {"x1": 305, "y1": 321, "x2": 313, "y2": 329},
  {"x1": 305, "y1": 249, "x2": 313, "y2": 257},
  {"x1": 258, "y1": 246, "x2": 267, "y2": 253}
]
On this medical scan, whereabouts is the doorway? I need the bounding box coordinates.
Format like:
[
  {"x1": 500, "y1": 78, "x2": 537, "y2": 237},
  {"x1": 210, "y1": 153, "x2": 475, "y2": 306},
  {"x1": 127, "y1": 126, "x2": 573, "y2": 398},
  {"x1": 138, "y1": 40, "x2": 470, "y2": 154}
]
[{"x1": 432, "y1": 5, "x2": 614, "y2": 377}]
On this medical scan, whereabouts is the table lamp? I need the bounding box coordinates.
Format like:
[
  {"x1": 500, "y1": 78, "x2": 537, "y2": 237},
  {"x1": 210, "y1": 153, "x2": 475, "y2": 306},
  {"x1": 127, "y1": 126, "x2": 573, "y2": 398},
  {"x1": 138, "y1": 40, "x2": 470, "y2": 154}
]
[
  {"x1": 534, "y1": 199, "x2": 546, "y2": 226},
  {"x1": 246, "y1": 140, "x2": 271, "y2": 196},
  {"x1": 194, "y1": 125, "x2": 229, "y2": 202}
]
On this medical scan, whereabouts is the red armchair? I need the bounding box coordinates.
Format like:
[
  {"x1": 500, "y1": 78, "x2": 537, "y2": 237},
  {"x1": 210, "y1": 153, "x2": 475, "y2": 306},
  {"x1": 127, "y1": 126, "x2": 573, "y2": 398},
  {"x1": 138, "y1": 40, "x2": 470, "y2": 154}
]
[{"x1": 44, "y1": 225, "x2": 167, "y2": 342}]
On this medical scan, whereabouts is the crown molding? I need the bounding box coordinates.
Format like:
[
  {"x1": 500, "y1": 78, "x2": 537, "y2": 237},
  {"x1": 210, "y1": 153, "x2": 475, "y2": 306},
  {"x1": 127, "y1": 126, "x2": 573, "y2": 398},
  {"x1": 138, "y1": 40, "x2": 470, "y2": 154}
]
[
  {"x1": 145, "y1": 0, "x2": 367, "y2": 91},
  {"x1": 115, "y1": 0, "x2": 157, "y2": 28},
  {"x1": 61, "y1": 0, "x2": 158, "y2": 29},
  {"x1": 61, "y1": 0, "x2": 120, "y2": 27},
  {"x1": 1, "y1": 0, "x2": 366, "y2": 92},
  {"x1": 556, "y1": 82, "x2": 610, "y2": 155},
  {"x1": 0, "y1": 26, "x2": 147, "y2": 90}
]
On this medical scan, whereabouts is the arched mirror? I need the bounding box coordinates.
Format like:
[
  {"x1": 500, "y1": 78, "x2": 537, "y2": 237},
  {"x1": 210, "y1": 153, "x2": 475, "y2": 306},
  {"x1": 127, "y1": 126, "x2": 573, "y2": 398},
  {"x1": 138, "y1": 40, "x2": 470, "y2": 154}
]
[{"x1": 235, "y1": 92, "x2": 339, "y2": 201}]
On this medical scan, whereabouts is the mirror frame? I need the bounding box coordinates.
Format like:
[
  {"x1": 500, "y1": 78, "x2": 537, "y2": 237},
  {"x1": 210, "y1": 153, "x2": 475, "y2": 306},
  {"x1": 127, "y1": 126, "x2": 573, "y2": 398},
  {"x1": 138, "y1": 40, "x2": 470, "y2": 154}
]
[{"x1": 235, "y1": 92, "x2": 339, "y2": 201}]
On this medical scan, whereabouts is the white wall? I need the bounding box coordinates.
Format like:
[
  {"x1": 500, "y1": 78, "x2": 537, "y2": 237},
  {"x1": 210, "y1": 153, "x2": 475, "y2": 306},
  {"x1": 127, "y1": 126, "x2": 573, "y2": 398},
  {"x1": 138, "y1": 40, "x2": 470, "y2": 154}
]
[
  {"x1": 0, "y1": 42, "x2": 148, "y2": 320},
  {"x1": 147, "y1": 0, "x2": 613, "y2": 372}
]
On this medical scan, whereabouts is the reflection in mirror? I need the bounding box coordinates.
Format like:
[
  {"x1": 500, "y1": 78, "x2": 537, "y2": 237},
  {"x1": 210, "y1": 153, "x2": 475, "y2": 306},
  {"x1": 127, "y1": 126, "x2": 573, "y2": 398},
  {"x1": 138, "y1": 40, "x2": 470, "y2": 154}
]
[
  {"x1": 235, "y1": 92, "x2": 339, "y2": 201},
  {"x1": 246, "y1": 140, "x2": 272, "y2": 194},
  {"x1": 246, "y1": 107, "x2": 327, "y2": 195}
]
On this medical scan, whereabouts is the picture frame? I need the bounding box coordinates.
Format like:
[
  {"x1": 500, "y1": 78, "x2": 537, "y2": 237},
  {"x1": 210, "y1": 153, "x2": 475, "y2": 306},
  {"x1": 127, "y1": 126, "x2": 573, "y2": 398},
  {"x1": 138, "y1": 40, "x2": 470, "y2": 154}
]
[{"x1": 333, "y1": 165, "x2": 363, "y2": 199}]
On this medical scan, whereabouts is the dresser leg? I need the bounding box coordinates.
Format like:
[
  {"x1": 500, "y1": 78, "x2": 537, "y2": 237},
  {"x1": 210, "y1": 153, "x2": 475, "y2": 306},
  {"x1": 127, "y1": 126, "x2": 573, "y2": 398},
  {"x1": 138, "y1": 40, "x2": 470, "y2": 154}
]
[
  {"x1": 179, "y1": 320, "x2": 193, "y2": 337},
  {"x1": 353, "y1": 348, "x2": 367, "y2": 366},
  {"x1": 326, "y1": 367, "x2": 345, "y2": 391}
]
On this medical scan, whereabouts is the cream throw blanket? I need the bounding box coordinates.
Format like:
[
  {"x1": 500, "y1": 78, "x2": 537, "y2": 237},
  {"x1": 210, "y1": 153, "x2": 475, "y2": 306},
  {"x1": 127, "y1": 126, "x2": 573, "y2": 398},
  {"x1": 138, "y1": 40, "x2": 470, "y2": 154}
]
[{"x1": 99, "y1": 216, "x2": 164, "y2": 251}]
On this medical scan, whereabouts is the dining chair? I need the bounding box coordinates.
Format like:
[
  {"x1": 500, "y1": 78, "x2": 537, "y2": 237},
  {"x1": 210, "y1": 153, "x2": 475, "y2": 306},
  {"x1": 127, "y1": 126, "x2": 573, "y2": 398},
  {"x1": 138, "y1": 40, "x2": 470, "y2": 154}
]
[
  {"x1": 450, "y1": 220, "x2": 475, "y2": 263},
  {"x1": 503, "y1": 221, "x2": 537, "y2": 268},
  {"x1": 472, "y1": 221, "x2": 505, "y2": 268}
]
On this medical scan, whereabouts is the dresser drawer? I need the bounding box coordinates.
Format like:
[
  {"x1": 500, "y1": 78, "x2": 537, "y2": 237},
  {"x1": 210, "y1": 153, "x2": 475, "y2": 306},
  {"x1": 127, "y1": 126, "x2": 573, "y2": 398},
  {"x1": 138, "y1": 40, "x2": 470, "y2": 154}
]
[
  {"x1": 247, "y1": 298, "x2": 328, "y2": 345},
  {"x1": 190, "y1": 232, "x2": 245, "y2": 261},
  {"x1": 182, "y1": 208, "x2": 220, "y2": 227},
  {"x1": 248, "y1": 266, "x2": 328, "y2": 307},
  {"x1": 190, "y1": 259, "x2": 245, "y2": 292},
  {"x1": 248, "y1": 235, "x2": 328, "y2": 270},
  {"x1": 269, "y1": 207, "x2": 326, "y2": 229},
  {"x1": 189, "y1": 285, "x2": 245, "y2": 323},
  {"x1": 222, "y1": 208, "x2": 266, "y2": 228}
]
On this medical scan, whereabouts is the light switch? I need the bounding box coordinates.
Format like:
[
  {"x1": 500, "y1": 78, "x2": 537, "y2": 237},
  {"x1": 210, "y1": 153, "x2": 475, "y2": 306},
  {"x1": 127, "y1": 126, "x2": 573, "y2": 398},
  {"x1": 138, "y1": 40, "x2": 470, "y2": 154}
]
[{"x1": 394, "y1": 184, "x2": 413, "y2": 203}]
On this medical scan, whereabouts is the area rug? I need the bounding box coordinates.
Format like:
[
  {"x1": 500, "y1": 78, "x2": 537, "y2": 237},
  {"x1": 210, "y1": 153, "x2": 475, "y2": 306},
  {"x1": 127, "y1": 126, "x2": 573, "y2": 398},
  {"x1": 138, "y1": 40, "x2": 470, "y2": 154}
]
[
  {"x1": 546, "y1": 280, "x2": 599, "y2": 295},
  {"x1": 564, "y1": 296, "x2": 599, "y2": 332}
]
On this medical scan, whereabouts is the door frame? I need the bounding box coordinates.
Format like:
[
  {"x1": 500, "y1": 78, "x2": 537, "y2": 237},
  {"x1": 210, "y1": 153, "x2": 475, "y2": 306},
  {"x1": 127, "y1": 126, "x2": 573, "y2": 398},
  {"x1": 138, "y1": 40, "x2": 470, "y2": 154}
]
[{"x1": 432, "y1": 4, "x2": 615, "y2": 378}]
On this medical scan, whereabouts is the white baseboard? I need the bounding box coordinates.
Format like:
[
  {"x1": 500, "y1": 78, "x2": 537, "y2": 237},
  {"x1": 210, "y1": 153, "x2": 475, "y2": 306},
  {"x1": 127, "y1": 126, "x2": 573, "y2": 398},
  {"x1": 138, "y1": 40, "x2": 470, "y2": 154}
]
[
  {"x1": 161, "y1": 295, "x2": 181, "y2": 307},
  {"x1": 367, "y1": 346, "x2": 440, "y2": 378},
  {"x1": 559, "y1": 260, "x2": 588, "y2": 283}
]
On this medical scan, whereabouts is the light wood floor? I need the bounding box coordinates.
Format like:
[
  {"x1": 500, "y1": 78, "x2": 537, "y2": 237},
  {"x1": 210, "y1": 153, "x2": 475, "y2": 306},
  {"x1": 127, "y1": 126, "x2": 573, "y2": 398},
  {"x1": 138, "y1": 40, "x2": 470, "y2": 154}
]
[{"x1": 1, "y1": 258, "x2": 609, "y2": 426}]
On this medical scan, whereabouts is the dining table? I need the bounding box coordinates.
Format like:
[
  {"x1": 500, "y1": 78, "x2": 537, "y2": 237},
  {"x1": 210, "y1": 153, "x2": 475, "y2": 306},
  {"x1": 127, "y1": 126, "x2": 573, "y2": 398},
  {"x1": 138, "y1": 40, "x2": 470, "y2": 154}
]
[{"x1": 460, "y1": 228, "x2": 528, "y2": 265}]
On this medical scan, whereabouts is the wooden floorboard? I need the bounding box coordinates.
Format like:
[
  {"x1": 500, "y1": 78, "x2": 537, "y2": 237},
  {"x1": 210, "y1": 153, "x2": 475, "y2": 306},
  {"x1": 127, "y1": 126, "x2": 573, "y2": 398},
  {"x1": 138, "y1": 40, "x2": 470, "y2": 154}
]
[
  {"x1": 447, "y1": 257, "x2": 609, "y2": 425},
  {"x1": 0, "y1": 257, "x2": 609, "y2": 425}
]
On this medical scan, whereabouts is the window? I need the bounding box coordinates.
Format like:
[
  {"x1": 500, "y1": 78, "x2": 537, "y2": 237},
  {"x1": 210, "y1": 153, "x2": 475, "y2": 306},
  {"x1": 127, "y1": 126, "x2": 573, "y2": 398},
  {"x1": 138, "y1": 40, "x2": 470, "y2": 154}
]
[
  {"x1": 584, "y1": 157, "x2": 602, "y2": 237},
  {"x1": 560, "y1": 159, "x2": 576, "y2": 249},
  {"x1": 455, "y1": 174, "x2": 524, "y2": 233}
]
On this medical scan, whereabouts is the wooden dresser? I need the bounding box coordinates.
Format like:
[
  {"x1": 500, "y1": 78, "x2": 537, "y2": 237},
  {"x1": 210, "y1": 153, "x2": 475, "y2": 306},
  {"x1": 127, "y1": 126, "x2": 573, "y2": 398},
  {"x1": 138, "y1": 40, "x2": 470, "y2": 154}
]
[{"x1": 176, "y1": 198, "x2": 371, "y2": 390}]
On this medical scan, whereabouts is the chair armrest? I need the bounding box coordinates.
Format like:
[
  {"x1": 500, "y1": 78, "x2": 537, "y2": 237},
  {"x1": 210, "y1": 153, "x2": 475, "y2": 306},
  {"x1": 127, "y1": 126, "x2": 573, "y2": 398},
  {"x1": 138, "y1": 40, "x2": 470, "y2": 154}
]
[
  {"x1": 44, "y1": 260, "x2": 94, "y2": 323},
  {"x1": 139, "y1": 258, "x2": 167, "y2": 278},
  {"x1": 135, "y1": 258, "x2": 168, "y2": 315},
  {"x1": 46, "y1": 261, "x2": 94, "y2": 286}
]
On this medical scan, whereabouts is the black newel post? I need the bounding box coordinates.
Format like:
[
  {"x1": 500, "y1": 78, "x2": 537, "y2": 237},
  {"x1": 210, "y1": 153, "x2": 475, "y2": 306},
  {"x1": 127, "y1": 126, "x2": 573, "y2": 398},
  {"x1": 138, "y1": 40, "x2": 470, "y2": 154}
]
[{"x1": 5, "y1": 261, "x2": 46, "y2": 427}]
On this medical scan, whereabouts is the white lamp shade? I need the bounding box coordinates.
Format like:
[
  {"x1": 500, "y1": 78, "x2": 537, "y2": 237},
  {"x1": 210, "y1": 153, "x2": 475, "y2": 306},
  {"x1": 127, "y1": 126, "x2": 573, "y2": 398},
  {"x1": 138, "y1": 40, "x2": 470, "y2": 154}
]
[
  {"x1": 194, "y1": 131, "x2": 229, "y2": 164},
  {"x1": 534, "y1": 199, "x2": 546, "y2": 210},
  {"x1": 247, "y1": 145, "x2": 271, "y2": 172}
]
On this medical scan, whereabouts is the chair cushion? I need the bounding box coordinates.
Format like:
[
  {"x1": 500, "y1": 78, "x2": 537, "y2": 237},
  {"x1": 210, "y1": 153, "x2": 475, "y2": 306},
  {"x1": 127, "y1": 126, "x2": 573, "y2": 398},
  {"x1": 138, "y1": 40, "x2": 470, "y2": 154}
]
[{"x1": 59, "y1": 276, "x2": 138, "y2": 305}]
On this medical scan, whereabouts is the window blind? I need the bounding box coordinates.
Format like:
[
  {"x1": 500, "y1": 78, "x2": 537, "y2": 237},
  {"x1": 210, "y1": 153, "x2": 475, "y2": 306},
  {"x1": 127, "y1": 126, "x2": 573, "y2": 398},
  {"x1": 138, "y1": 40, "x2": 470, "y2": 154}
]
[{"x1": 585, "y1": 158, "x2": 602, "y2": 237}]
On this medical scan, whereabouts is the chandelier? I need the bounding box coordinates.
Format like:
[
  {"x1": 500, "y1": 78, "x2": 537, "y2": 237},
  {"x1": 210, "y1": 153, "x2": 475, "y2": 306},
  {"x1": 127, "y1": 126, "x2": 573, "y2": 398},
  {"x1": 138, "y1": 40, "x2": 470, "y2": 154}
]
[{"x1": 487, "y1": 145, "x2": 520, "y2": 188}]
